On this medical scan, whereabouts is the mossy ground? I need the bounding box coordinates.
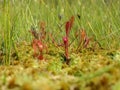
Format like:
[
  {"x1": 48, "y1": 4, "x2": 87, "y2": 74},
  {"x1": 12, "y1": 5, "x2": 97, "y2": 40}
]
[{"x1": 0, "y1": 42, "x2": 120, "y2": 90}]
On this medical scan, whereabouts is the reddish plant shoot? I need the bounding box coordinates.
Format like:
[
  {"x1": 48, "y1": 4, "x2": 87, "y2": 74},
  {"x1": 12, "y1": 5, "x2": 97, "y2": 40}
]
[
  {"x1": 63, "y1": 16, "x2": 74, "y2": 64},
  {"x1": 80, "y1": 29, "x2": 90, "y2": 48},
  {"x1": 32, "y1": 39, "x2": 44, "y2": 60},
  {"x1": 63, "y1": 36, "x2": 69, "y2": 62},
  {"x1": 84, "y1": 37, "x2": 90, "y2": 48},
  {"x1": 80, "y1": 29, "x2": 86, "y2": 41},
  {"x1": 77, "y1": 29, "x2": 90, "y2": 51},
  {"x1": 37, "y1": 40, "x2": 44, "y2": 60},
  {"x1": 66, "y1": 21, "x2": 70, "y2": 36},
  {"x1": 65, "y1": 16, "x2": 74, "y2": 37},
  {"x1": 30, "y1": 21, "x2": 47, "y2": 60}
]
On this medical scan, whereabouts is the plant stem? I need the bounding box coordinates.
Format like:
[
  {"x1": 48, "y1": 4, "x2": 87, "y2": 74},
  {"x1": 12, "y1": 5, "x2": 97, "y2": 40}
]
[
  {"x1": 65, "y1": 39, "x2": 69, "y2": 64},
  {"x1": 63, "y1": 36, "x2": 69, "y2": 64},
  {"x1": 3, "y1": 0, "x2": 11, "y2": 65}
]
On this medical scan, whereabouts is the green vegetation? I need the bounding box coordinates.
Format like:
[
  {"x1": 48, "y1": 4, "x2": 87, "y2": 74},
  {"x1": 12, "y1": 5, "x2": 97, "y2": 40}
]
[{"x1": 0, "y1": 0, "x2": 120, "y2": 89}]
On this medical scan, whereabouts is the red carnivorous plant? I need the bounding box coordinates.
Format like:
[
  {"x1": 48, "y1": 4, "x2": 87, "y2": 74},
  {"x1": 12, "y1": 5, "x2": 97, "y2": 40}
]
[
  {"x1": 63, "y1": 16, "x2": 74, "y2": 64},
  {"x1": 32, "y1": 39, "x2": 44, "y2": 60},
  {"x1": 77, "y1": 29, "x2": 91, "y2": 51},
  {"x1": 30, "y1": 21, "x2": 47, "y2": 60},
  {"x1": 49, "y1": 16, "x2": 74, "y2": 64}
]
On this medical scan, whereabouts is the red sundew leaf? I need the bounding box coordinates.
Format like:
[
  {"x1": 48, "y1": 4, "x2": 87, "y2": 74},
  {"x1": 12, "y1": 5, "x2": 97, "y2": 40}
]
[
  {"x1": 37, "y1": 40, "x2": 44, "y2": 60},
  {"x1": 32, "y1": 39, "x2": 38, "y2": 57},
  {"x1": 65, "y1": 16, "x2": 75, "y2": 36},
  {"x1": 37, "y1": 40, "x2": 43, "y2": 52},
  {"x1": 84, "y1": 37, "x2": 90, "y2": 48},
  {"x1": 80, "y1": 29, "x2": 86, "y2": 41},
  {"x1": 32, "y1": 39, "x2": 43, "y2": 55},
  {"x1": 65, "y1": 21, "x2": 71, "y2": 36},
  {"x1": 32, "y1": 44, "x2": 38, "y2": 57}
]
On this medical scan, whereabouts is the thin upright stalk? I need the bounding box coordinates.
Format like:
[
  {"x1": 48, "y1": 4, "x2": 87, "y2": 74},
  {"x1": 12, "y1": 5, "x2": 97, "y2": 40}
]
[{"x1": 3, "y1": 0, "x2": 11, "y2": 65}]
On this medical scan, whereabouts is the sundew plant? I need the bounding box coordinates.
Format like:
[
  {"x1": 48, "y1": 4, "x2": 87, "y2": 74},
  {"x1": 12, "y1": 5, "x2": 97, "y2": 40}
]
[{"x1": 0, "y1": 0, "x2": 120, "y2": 90}]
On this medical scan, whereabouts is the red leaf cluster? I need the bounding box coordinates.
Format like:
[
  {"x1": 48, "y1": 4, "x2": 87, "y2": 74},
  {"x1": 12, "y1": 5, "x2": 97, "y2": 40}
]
[
  {"x1": 65, "y1": 16, "x2": 74, "y2": 37},
  {"x1": 30, "y1": 21, "x2": 47, "y2": 60},
  {"x1": 78, "y1": 29, "x2": 90, "y2": 49},
  {"x1": 32, "y1": 39, "x2": 44, "y2": 60}
]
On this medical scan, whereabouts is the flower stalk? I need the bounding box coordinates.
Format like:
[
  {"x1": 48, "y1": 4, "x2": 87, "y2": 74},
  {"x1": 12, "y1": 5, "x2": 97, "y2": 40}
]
[{"x1": 63, "y1": 16, "x2": 74, "y2": 64}]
